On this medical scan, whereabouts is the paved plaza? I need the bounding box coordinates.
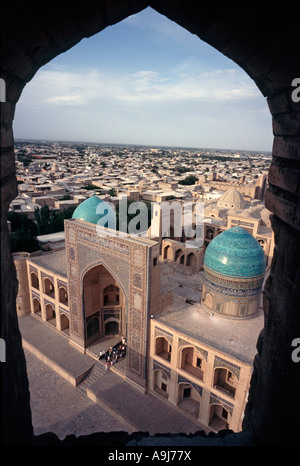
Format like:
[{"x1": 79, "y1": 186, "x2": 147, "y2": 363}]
[{"x1": 20, "y1": 315, "x2": 208, "y2": 442}]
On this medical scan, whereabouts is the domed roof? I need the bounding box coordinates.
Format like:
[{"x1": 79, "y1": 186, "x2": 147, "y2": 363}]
[
  {"x1": 72, "y1": 195, "x2": 115, "y2": 226},
  {"x1": 204, "y1": 226, "x2": 265, "y2": 278},
  {"x1": 217, "y1": 187, "x2": 246, "y2": 209}
]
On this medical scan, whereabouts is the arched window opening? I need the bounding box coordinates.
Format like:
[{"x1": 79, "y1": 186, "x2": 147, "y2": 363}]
[
  {"x1": 154, "y1": 369, "x2": 169, "y2": 399},
  {"x1": 31, "y1": 272, "x2": 39, "y2": 290},
  {"x1": 45, "y1": 303, "x2": 56, "y2": 327},
  {"x1": 104, "y1": 318, "x2": 119, "y2": 336},
  {"x1": 209, "y1": 404, "x2": 230, "y2": 432},
  {"x1": 44, "y1": 278, "x2": 55, "y2": 298},
  {"x1": 163, "y1": 245, "x2": 170, "y2": 260},
  {"x1": 206, "y1": 228, "x2": 214, "y2": 240},
  {"x1": 59, "y1": 287, "x2": 68, "y2": 305},
  {"x1": 103, "y1": 284, "x2": 119, "y2": 306},
  {"x1": 86, "y1": 312, "x2": 100, "y2": 339},
  {"x1": 180, "y1": 346, "x2": 204, "y2": 381},
  {"x1": 155, "y1": 336, "x2": 171, "y2": 362},
  {"x1": 186, "y1": 252, "x2": 197, "y2": 269},
  {"x1": 177, "y1": 383, "x2": 200, "y2": 419},
  {"x1": 32, "y1": 298, "x2": 41, "y2": 317},
  {"x1": 60, "y1": 314, "x2": 69, "y2": 334},
  {"x1": 213, "y1": 368, "x2": 237, "y2": 398}
]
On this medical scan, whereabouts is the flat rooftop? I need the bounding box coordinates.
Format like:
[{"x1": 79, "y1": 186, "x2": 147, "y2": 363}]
[
  {"x1": 28, "y1": 248, "x2": 67, "y2": 278},
  {"x1": 159, "y1": 261, "x2": 263, "y2": 365}
]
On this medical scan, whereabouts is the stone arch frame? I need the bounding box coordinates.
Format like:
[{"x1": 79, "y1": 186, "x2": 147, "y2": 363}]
[
  {"x1": 155, "y1": 335, "x2": 172, "y2": 362},
  {"x1": 209, "y1": 403, "x2": 231, "y2": 429},
  {"x1": 30, "y1": 272, "x2": 39, "y2": 290},
  {"x1": 177, "y1": 381, "x2": 201, "y2": 419},
  {"x1": 213, "y1": 366, "x2": 238, "y2": 398},
  {"x1": 80, "y1": 260, "x2": 129, "y2": 304},
  {"x1": 153, "y1": 368, "x2": 170, "y2": 397},
  {"x1": 43, "y1": 277, "x2": 55, "y2": 298},
  {"x1": 1, "y1": 1, "x2": 300, "y2": 446},
  {"x1": 179, "y1": 344, "x2": 205, "y2": 381},
  {"x1": 32, "y1": 297, "x2": 41, "y2": 315},
  {"x1": 81, "y1": 261, "x2": 128, "y2": 340},
  {"x1": 45, "y1": 302, "x2": 56, "y2": 323},
  {"x1": 58, "y1": 286, "x2": 68, "y2": 305},
  {"x1": 60, "y1": 312, "x2": 69, "y2": 332}
]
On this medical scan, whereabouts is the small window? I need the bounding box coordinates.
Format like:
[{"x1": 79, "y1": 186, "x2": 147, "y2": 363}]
[
  {"x1": 196, "y1": 357, "x2": 202, "y2": 368},
  {"x1": 183, "y1": 387, "x2": 191, "y2": 398},
  {"x1": 222, "y1": 408, "x2": 228, "y2": 419},
  {"x1": 161, "y1": 383, "x2": 167, "y2": 392},
  {"x1": 153, "y1": 257, "x2": 157, "y2": 266}
]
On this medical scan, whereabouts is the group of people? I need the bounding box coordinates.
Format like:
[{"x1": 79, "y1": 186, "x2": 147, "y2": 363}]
[{"x1": 99, "y1": 336, "x2": 126, "y2": 370}]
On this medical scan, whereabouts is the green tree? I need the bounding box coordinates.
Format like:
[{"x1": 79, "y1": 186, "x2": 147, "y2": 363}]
[
  {"x1": 7, "y1": 211, "x2": 39, "y2": 253},
  {"x1": 178, "y1": 175, "x2": 198, "y2": 185},
  {"x1": 108, "y1": 188, "x2": 117, "y2": 197}
]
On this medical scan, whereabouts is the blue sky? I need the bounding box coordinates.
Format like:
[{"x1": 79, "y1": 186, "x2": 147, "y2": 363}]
[{"x1": 13, "y1": 7, "x2": 273, "y2": 151}]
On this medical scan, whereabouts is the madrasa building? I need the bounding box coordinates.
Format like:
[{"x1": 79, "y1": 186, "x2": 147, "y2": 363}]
[{"x1": 14, "y1": 194, "x2": 266, "y2": 433}]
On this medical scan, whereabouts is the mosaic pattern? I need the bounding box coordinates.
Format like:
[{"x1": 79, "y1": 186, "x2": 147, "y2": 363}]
[
  {"x1": 178, "y1": 337, "x2": 208, "y2": 361},
  {"x1": 209, "y1": 393, "x2": 234, "y2": 414},
  {"x1": 155, "y1": 326, "x2": 174, "y2": 345},
  {"x1": 153, "y1": 360, "x2": 171, "y2": 378},
  {"x1": 178, "y1": 374, "x2": 203, "y2": 396},
  {"x1": 204, "y1": 226, "x2": 266, "y2": 278},
  {"x1": 214, "y1": 356, "x2": 241, "y2": 380},
  {"x1": 65, "y1": 219, "x2": 152, "y2": 387},
  {"x1": 57, "y1": 279, "x2": 68, "y2": 289}
]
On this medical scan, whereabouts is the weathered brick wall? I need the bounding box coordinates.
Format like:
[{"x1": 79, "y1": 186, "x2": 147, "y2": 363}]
[{"x1": 1, "y1": 1, "x2": 299, "y2": 445}]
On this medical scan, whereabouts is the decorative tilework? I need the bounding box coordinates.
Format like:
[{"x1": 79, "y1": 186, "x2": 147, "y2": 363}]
[
  {"x1": 29, "y1": 265, "x2": 38, "y2": 274},
  {"x1": 57, "y1": 279, "x2": 67, "y2": 289},
  {"x1": 59, "y1": 306, "x2": 69, "y2": 316},
  {"x1": 178, "y1": 374, "x2": 203, "y2": 396},
  {"x1": 41, "y1": 271, "x2": 54, "y2": 282},
  {"x1": 65, "y1": 219, "x2": 152, "y2": 387},
  {"x1": 178, "y1": 338, "x2": 208, "y2": 361},
  {"x1": 209, "y1": 393, "x2": 234, "y2": 414},
  {"x1": 44, "y1": 298, "x2": 55, "y2": 308},
  {"x1": 214, "y1": 356, "x2": 241, "y2": 379},
  {"x1": 155, "y1": 327, "x2": 173, "y2": 345},
  {"x1": 31, "y1": 290, "x2": 40, "y2": 300},
  {"x1": 153, "y1": 360, "x2": 171, "y2": 378},
  {"x1": 204, "y1": 226, "x2": 266, "y2": 278}
]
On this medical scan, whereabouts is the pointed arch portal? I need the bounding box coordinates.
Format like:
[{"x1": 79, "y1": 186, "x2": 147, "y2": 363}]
[{"x1": 83, "y1": 264, "x2": 126, "y2": 344}]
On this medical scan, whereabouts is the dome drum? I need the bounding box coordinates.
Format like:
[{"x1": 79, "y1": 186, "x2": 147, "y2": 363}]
[
  {"x1": 201, "y1": 282, "x2": 261, "y2": 319},
  {"x1": 202, "y1": 226, "x2": 266, "y2": 319}
]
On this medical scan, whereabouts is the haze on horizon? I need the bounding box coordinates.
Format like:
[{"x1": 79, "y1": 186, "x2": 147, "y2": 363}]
[{"x1": 13, "y1": 7, "x2": 273, "y2": 152}]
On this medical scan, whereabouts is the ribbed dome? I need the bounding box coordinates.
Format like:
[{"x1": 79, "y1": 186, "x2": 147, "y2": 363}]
[
  {"x1": 72, "y1": 195, "x2": 115, "y2": 226},
  {"x1": 204, "y1": 226, "x2": 265, "y2": 278},
  {"x1": 217, "y1": 187, "x2": 246, "y2": 209}
]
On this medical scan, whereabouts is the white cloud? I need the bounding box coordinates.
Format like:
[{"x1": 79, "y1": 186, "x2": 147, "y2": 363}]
[{"x1": 18, "y1": 63, "x2": 263, "y2": 114}]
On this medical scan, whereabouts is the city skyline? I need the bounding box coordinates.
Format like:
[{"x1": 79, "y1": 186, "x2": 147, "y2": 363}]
[{"x1": 13, "y1": 7, "x2": 273, "y2": 152}]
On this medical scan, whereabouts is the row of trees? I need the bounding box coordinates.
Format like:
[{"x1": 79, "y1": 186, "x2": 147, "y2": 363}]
[
  {"x1": 8, "y1": 199, "x2": 152, "y2": 253},
  {"x1": 8, "y1": 204, "x2": 76, "y2": 253}
]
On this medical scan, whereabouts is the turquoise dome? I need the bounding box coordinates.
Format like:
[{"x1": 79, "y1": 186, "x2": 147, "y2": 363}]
[
  {"x1": 72, "y1": 195, "x2": 115, "y2": 227},
  {"x1": 204, "y1": 226, "x2": 265, "y2": 278}
]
